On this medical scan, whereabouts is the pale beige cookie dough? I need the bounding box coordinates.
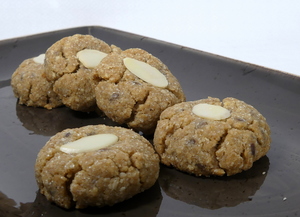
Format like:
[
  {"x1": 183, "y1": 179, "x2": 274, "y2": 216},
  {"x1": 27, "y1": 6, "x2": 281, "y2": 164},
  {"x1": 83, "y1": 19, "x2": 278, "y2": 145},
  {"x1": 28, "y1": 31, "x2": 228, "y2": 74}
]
[
  {"x1": 11, "y1": 54, "x2": 62, "y2": 109},
  {"x1": 94, "y1": 48, "x2": 186, "y2": 134},
  {"x1": 44, "y1": 34, "x2": 120, "y2": 112},
  {"x1": 153, "y1": 97, "x2": 271, "y2": 176},
  {"x1": 35, "y1": 125, "x2": 160, "y2": 209}
]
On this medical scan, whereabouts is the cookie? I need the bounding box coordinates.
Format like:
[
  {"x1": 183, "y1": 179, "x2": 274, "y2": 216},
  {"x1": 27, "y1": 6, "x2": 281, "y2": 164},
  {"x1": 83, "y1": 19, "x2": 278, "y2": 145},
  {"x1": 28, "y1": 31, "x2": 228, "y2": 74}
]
[
  {"x1": 35, "y1": 125, "x2": 160, "y2": 209},
  {"x1": 11, "y1": 54, "x2": 62, "y2": 109},
  {"x1": 94, "y1": 48, "x2": 186, "y2": 134},
  {"x1": 44, "y1": 34, "x2": 120, "y2": 112},
  {"x1": 153, "y1": 97, "x2": 271, "y2": 176}
]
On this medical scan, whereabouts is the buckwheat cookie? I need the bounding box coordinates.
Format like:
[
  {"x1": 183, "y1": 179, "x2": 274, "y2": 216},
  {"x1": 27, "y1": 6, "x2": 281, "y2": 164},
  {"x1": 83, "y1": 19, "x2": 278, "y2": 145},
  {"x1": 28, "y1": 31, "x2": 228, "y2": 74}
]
[
  {"x1": 44, "y1": 34, "x2": 121, "y2": 112},
  {"x1": 11, "y1": 54, "x2": 62, "y2": 109},
  {"x1": 153, "y1": 97, "x2": 271, "y2": 176},
  {"x1": 35, "y1": 125, "x2": 160, "y2": 209},
  {"x1": 94, "y1": 48, "x2": 186, "y2": 134}
]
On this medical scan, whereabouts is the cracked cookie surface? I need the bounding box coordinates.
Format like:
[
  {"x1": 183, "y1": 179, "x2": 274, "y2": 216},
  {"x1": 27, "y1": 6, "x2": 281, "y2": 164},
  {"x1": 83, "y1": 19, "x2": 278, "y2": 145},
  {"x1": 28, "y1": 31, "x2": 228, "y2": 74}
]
[
  {"x1": 153, "y1": 97, "x2": 271, "y2": 176},
  {"x1": 11, "y1": 57, "x2": 62, "y2": 109},
  {"x1": 44, "y1": 34, "x2": 117, "y2": 111},
  {"x1": 94, "y1": 48, "x2": 186, "y2": 134},
  {"x1": 35, "y1": 125, "x2": 160, "y2": 209}
]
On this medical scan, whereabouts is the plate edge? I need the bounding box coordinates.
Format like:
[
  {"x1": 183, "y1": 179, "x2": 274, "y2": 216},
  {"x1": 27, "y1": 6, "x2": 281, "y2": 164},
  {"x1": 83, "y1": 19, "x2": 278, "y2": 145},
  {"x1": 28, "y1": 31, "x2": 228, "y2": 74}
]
[{"x1": 1, "y1": 25, "x2": 299, "y2": 80}]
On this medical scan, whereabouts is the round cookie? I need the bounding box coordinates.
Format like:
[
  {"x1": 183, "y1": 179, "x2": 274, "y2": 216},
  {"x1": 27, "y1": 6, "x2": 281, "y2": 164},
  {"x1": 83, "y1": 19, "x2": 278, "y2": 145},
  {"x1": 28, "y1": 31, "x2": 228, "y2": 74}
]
[
  {"x1": 11, "y1": 54, "x2": 62, "y2": 109},
  {"x1": 153, "y1": 97, "x2": 271, "y2": 176},
  {"x1": 44, "y1": 34, "x2": 120, "y2": 112},
  {"x1": 94, "y1": 48, "x2": 186, "y2": 134},
  {"x1": 35, "y1": 125, "x2": 160, "y2": 209}
]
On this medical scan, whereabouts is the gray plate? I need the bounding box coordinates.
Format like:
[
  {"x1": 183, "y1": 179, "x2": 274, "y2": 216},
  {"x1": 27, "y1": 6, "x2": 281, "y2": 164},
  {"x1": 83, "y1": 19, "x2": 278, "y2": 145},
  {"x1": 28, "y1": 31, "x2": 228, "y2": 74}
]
[{"x1": 0, "y1": 26, "x2": 299, "y2": 217}]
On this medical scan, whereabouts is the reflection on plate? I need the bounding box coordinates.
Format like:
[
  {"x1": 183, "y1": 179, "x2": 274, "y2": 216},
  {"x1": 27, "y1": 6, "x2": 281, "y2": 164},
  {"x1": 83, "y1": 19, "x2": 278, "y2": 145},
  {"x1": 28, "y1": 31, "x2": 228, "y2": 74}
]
[
  {"x1": 16, "y1": 103, "x2": 118, "y2": 136},
  {"x1": 159, "y1": 156, "x2": 269, "y2": 209},
  {"x1": 1, "y1": 183, "x2": 162, "y2": 217}
]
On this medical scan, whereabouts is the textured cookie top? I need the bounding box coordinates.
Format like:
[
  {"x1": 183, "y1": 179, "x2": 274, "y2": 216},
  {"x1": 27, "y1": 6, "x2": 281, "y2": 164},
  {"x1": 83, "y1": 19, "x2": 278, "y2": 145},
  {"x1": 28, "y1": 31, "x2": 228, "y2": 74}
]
[
  {"x1": 44, "y1": 34, "x2": 112, "y2": 81},
  {"x1": 35, "y1": 125, "x2": 160, "y2": 209},
  {"x1": 94, "y1": 48, "x2": 186, "y2": 134},
  {"x1": 43, "y1": 34, "x2": 118, "y2": 111},
  {"x1": 153, "y1": 97, "x2": 271, "y2": 176},
  {"x1": 11, "y1": 56, "x2": 62, "y2": 109}
]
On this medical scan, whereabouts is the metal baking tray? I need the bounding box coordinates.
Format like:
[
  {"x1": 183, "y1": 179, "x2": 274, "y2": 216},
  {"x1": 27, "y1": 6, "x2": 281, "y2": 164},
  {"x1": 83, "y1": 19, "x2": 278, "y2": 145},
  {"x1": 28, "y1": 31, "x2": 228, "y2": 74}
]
[{"x1": 0, "y1": 26, "x2": 299, "y2": 217}]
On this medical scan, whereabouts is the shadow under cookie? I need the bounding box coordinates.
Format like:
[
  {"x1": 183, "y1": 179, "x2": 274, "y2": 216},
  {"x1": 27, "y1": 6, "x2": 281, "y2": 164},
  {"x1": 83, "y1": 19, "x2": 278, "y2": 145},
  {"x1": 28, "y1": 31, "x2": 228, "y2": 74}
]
[
  {"x1": 21, "y1": 182, "x2": 162, "y2": 217},
  {"x1": 16, "y1": 103, "x2": 119, "y2": 136},
  {"x1": 158, "y1": 156, "x2": 270, "y2": 210}
]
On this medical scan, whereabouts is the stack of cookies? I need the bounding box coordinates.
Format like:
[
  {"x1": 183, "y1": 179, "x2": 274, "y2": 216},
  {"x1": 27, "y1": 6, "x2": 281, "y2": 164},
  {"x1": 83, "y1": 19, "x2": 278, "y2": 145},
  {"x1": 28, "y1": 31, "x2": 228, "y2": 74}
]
[{"x1": 11, "y1": 34, "x2": 271, "y2": 209}]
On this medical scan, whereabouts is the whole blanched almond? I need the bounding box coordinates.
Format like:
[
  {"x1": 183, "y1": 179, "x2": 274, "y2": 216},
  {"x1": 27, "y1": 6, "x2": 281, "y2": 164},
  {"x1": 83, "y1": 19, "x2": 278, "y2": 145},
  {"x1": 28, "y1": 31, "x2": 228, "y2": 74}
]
[
  {"x1": 60, "y1": 133, "x2": 118, "y2": 154},
  {"x1": 76, "y1": 49, "x2": 107, "y2": 68},
  {"x1": 192, "y1": 103, "x2": 231, "y2": 120},
  {"x1": 123, "y1": 57, "x2": 168, "y2": 88},
  {"x1": 33, "y1": 54, "x2": 45, "y2": 64}
]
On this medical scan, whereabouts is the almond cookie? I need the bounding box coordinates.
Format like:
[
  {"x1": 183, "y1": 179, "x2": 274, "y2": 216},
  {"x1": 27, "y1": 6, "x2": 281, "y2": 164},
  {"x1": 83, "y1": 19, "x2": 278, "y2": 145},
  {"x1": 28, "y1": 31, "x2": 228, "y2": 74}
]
[
  {"x1": 153, "y1": 97, "x2": 271, "y2": 176},
  {"x1": 94, "y1": 48, "x2": 186, "y2": 134},
  {"x1": 44, "y1": 34, "x2": 120, "y2": 112},
  {"x1": 35, "y1": 125, "x2": 160, "y2": 209},
  {"x1": 11, "y1": 54, "x2": 62, "y2": 109}
]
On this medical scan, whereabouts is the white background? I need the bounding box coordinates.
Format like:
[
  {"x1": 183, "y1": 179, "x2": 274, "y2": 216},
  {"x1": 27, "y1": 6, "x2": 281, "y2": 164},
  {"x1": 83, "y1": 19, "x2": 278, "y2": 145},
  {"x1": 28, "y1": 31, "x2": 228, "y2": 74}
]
[{"x1": 1, "y1": 0, "x2": 299, "y2": 76}]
